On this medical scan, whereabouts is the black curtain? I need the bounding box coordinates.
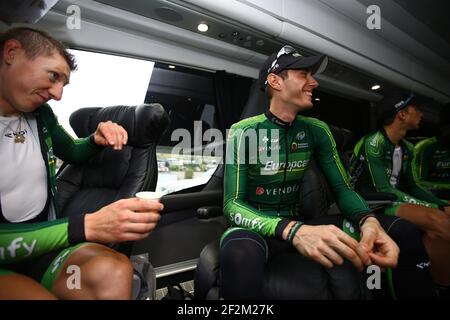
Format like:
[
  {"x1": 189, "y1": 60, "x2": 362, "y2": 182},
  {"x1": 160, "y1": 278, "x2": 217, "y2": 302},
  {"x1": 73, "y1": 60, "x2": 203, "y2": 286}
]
[{"x1": 214, "y1": 70, "x2": 253, "y2": 134}]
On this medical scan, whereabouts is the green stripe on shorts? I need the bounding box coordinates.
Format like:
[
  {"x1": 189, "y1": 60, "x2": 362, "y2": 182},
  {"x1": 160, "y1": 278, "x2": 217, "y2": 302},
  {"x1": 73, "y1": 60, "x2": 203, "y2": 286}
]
[
  {"x1": 0, "y1": 268, "x2": 15, "y2": 277},
  {"x1": 40, "y1": 243, "x2": 87, "y2": 291},
  {"x1": 383, "y1": 203, "x2": 402, "y2": 216}
]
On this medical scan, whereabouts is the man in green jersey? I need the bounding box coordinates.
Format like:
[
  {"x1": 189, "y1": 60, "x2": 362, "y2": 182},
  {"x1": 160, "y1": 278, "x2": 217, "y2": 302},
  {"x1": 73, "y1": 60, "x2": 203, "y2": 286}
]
[
  {"x1": 350, "y1": 93, "x2": 450, "y2": 298},
  {"x1": 413, "y1": 105, "x2": 450, "y2": 200},
  {"x1": 220, "y1": 45, "x2": 435, "y2": 299},
  {"x1": 0, "y1": 28, "x2": 163, "y2": 299}
]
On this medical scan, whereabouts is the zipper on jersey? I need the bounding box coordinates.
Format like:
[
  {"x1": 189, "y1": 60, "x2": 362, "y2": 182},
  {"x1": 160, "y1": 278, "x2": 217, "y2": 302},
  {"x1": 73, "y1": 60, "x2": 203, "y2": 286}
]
[{"x1": 277, "y1": 128, "x2": 289, "y2": 215}]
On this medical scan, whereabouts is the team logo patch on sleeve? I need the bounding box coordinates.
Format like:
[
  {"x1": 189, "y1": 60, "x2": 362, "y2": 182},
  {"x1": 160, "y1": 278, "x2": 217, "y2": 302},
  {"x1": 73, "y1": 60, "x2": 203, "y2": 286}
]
[{"x1": 368, "y1": 134, "x2": 382, "y2": 156}]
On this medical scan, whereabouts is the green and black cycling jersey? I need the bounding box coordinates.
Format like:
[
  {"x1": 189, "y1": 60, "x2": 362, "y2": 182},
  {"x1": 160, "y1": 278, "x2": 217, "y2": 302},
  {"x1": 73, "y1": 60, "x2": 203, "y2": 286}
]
[
  {"x1": 0, "y1": 103, "x2": 101, "y2": 266},
  {"x1": 223, "y1": 110, "x2": 371, "y2": 239},
  {"x1": 349, "y1": 130, "x2": 448, "y2": 209},
  {"x1": 413, "y1": 137, "x2": 450, "y2": 193}
]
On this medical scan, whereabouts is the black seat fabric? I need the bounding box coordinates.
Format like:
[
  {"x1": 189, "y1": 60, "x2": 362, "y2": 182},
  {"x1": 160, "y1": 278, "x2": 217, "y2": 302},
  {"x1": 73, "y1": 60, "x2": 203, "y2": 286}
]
[
  {"x1": 297, "y1": 160, "x2": 331, "y2": 221},
  {"x1": 329, "y1": 126, "x2": 354, "y2": 169},
  {"x1": 57, "y1": 104, "x2": 169, "y2": 220}
]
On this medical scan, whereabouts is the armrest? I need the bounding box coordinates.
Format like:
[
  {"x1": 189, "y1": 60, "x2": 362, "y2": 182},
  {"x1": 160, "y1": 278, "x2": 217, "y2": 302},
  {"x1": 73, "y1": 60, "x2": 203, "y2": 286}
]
[
  {"x1": 360, "y1": 192, "x2": 397, "y2": 201},
  {"x1": 327, "y1": 192, "x2": 396, "y2": 215},
  {"x1": 160, "y1": 190, "x2": 222, "y2": 213},
  {"x1": 197, "y1": 206, "x2": 223, "y2": 219}
]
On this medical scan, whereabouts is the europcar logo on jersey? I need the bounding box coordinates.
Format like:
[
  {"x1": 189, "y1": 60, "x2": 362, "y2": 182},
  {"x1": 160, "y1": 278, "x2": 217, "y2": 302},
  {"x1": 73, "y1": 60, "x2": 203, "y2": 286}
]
[
  {"x1": 256, "y1": 187, "x2": 265, "y2": 196},
  {"x1": 261, "y1": 160, "x2": 309, "y2": 175}
]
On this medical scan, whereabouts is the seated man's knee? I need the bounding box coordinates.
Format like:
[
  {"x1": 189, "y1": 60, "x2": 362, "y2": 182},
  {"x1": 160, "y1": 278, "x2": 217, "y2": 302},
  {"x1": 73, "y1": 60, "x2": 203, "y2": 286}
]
[
  {"x1": 428, "y1": 212, "x2": 450, "y2": 241},
  {"x1": 220, "y1": 229, "x2": 267, "y2": 299},
  {"x1": 387, "y1": 219, "x2": 438, "y2": 269},
  {"x1": 328, "y1": 260, "x2": 369, "y2": 300},
  {"x1": 388, "y1": 218, "x2": 427, "y2": 260},
  {"x1": 388, "y1": 218, "x2": 421, "y2": 241},
  {"x1": 81, "y1": 250, "x2": 133, "y2": 300},
  {"x1": 220, "y1": 229, "x2": 267, "y2": 266}
]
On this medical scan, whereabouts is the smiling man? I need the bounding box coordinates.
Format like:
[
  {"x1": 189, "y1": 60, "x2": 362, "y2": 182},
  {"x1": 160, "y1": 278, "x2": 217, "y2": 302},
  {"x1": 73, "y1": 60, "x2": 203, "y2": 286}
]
[
  {"x1": 0, "y1": 27, "x2": 163, "y2": 299},
  {"x1": 220, "y1": 45, "x2": 436, "y2": 299}
]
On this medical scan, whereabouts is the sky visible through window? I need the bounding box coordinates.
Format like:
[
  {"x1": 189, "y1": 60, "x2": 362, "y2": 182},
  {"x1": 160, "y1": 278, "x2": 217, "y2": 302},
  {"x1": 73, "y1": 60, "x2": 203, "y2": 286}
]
[{"x1": 49, "y1": 49, "x2": 154, "y2": 137}]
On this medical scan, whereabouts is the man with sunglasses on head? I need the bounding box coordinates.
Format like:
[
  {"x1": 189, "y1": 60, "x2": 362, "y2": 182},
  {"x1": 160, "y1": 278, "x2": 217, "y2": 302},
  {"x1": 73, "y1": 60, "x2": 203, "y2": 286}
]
[
  {"x1": 350, "y1": 93, "x2": 450, "y2": 299},
  {"x1": 221, "y1": 45, "x2": 436, "y2": 300}
]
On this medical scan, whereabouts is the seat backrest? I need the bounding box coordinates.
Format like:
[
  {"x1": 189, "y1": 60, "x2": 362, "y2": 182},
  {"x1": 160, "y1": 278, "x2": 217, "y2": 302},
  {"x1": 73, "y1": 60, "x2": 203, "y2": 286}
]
[
  {"x1": 297, "y1": 160, "x2": 331, "y2": 221},
  {"x1": 329, "y1": 125, "x2": 354, "y2": 170},
  {"x1": 57, "y1": 103, "x2": 169, "y2": 218},
  {"x1": 297, "y1": 126, "x2": 355, "y2": 220}
]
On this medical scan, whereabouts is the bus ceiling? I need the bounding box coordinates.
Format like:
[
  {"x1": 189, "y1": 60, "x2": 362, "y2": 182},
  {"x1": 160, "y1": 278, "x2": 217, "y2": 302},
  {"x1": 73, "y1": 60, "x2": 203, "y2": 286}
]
[{"x1": 1, "y1": 0, "x2": 449, "y2": 103}]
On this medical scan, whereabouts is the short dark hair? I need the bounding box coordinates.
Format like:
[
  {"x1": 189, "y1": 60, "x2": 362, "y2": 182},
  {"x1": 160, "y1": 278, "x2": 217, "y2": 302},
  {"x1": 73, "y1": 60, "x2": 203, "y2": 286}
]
[
  {"x1": 264, "y1": 69, "x2": 289, "y2": 101},
  {"x1": 0, "y1": 27, "x2": 77, "y2": 71},
  {"x1": 381, "y1": 114, "x2": 396, "y2": 126}
]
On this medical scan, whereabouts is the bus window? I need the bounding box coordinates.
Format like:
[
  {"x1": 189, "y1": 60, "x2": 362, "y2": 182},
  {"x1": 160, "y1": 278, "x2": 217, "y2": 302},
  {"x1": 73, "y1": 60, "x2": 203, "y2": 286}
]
[
  {"x1": 49, "y1": 49, "x2": 154, "y2": 169},
  {"x1": 49, "y1": 51, "x2": 223, "y2": 193},
  {"x1": 145, "y1": 63, "x2": 222, "y2": 195}
]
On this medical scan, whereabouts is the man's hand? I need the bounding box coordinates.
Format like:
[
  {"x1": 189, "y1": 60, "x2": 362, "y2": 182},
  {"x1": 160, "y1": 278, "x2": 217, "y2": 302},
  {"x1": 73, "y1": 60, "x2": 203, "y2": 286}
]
[
  {"x1": 94, "y1": 121, "x2": 128, "y2": 150},
  {"x1": 359, "y1": 217, "x2": 399, "y2": 268},
  {"x1": 291, "y1": 224, "x2": 370, "y2": 271},
  {"x1": 84, "y1": 198, "x2": 163, "y2": 243}
]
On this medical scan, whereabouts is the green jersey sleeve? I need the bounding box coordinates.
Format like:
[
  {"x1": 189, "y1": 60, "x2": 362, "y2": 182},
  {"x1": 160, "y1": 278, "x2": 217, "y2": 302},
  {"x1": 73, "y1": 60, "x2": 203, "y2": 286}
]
[
  {"x1": 363, "y1": 134, "x2": 440, "y2": 208},
  {"x1": 40, "y1": 104, "x2": 102, "y2": 164},
  {"x1": 414, "y1": 137, "x2": 450, "y2": 192},
  {"x1": 223, "y1": 125, "x2": 289, "y2": 239},
  {"x1": 413, "y1": 138, "x2": 432, "y2": 183},
  {"x1": 309, "y1": 119, "x2": 371, "y2": 223},
  {"x1": 403, "y1": 142, "x2": 448, "y2": 207}
]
